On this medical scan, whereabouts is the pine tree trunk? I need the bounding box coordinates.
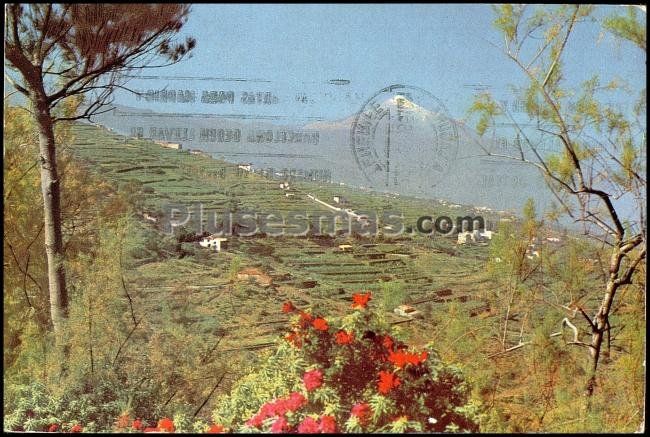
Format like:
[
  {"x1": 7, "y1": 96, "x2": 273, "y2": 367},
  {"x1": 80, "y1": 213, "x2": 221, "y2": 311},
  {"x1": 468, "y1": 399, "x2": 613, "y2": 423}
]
[{"x1": 33, "y1": 93, "x2": 69, "y2": 343}]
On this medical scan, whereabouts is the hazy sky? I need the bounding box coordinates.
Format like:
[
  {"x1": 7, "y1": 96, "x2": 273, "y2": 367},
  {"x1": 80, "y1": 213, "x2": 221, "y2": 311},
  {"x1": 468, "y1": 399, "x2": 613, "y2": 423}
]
[
  {"x1": 105, "y1": 4, "x2": 645, "y2": 221},
  {"x1": 118, "y1": 3, "x2": 646, "y2": 121}
]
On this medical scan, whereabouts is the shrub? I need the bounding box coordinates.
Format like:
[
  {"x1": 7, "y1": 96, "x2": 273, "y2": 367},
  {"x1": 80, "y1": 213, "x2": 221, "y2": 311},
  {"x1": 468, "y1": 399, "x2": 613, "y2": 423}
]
[{"x1": 211, "y1": 292, "x2": 482, "y2": 432}]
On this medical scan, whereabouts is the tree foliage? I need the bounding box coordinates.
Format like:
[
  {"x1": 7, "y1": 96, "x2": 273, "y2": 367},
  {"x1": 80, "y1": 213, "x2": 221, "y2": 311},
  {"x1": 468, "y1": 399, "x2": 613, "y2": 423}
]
[{"x1": 469, "y1": 4, "x2": 646, "y2": 397}]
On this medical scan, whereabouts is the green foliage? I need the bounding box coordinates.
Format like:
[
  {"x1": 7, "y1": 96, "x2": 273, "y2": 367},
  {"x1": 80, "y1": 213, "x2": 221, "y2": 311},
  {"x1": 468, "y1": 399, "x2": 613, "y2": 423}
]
[
  {"x1": 603, "y1": 6, "x2": 646, "y2": 50},
  {"x1": 378, "y1": 280, "x2": 407, "y2": 313},
  {"x1": 212, "y1": 295, "x2": 481, "y2": 432},
  {"x1": 467, "y1": 92, "x2": 502, "y2": 136}
]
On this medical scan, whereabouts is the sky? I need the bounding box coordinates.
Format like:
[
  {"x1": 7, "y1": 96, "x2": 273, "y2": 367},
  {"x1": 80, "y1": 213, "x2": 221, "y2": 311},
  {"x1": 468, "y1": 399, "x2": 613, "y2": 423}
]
[
  {"x1": 116, "y1": 3, "x2": 646, "y2": 122},
  {"x1": 5, "y1": 4, "x2": 646, "y2": 220},
  {"x1": 101, "y1": 4, "x2": 646, "y2": 222}
]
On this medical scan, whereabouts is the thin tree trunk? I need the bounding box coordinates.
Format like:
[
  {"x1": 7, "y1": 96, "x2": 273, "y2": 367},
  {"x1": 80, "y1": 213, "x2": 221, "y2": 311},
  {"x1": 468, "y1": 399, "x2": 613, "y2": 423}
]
[
  {"x1": 33, "y1": 92, "x2": 69, "y2": 343},
  {"x1": 502, "y1": 282, "x2": 515, "y2": 350},
  {"x1": 586, "y1": 251, "x2": 621, "y2": 397}
]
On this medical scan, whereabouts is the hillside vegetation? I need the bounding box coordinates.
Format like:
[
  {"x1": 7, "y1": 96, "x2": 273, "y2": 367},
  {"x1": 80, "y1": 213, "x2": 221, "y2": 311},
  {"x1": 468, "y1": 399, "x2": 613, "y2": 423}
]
[{"x1": 4, "y1": 121, "x2": 644, "y2": 432}]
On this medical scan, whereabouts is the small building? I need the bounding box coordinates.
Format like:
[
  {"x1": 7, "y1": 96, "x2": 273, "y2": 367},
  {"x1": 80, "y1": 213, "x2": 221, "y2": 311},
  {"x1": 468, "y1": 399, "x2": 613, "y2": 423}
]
[
  {"x1": 338, "y1": 244, "x2": 353, "y2": 252},
  {"x1": 480, "y1": 230, "x2": 493, "y2": 240},
  {"x1": 333, "y1": 195, "x2": 348, "y2": 205},
  {"x1": 394, "y1": 304, "x2": 422, "y2": 319},
  {"x1": 280, "y1": 182, "x2": 291, "y2": 190},
  {"x1": 155, "y1": 141, "x2": 183, "y2": 150},
  {"x1": 199, "y1": 236, "x2": 228, "y2": 252},
  {"x1": 285, "y1": 192, "x2": 296, "y2": 199},
  {"x1": 457, "y1": 231, "x2": 473, "y2": 244},
  {"x1": 237, "y1": 163, "x2": 253, "y2": 172}
]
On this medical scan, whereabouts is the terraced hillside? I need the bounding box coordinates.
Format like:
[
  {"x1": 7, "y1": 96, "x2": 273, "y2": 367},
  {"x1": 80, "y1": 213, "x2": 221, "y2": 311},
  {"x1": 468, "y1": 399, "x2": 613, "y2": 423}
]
[{"x1": 67, "y1": 123, "x2": 507, "y2": 402}]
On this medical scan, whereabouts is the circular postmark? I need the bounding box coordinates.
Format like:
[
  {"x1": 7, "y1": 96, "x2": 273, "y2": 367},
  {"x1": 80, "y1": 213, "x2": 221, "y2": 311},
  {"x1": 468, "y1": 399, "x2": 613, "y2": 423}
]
[{"x1": 350, "y1": 84, "x2": 458, "y2": 191}]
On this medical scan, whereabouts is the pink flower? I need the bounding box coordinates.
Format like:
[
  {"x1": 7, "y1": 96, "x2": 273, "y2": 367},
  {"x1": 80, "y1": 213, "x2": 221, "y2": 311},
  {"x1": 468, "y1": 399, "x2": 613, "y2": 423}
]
[
  {"x1": 260, "y1": 401, "x2": 278, "y2": 417},
  {"x1": 70, "y1": 424, "x2": 82, "y2": 433},
  {"x1": 246, "y1": 413, "x2": 265, "y2": 428},
  {"x1": 351, "y1": 403, "x2": 371, "y2": 425},
  {"x1": 286, "y1": 392, "x2": 307, "y2": 411},
  {"x1": 48, "y1": 424, "x2": 59, "y2": 432},
  {"x1": 319, "y1": 415, "x2": 337, "y2": 433},
  {"x1": 303, "y1": 369, "x2": 323, "y2": 392},
  {"x1": 297, "y1": 416, "x2": 319, "y2": 434},
  {"x1": 270, "y1": 416, "x2": 290, "y2": 433}
]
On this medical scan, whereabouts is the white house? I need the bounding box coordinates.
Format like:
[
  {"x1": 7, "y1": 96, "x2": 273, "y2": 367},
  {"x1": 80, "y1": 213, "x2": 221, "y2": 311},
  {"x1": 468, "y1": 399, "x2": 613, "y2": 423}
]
[
  {"x1": 199, "y1": 236, "x2": 228, "y2": 252},
  {"x1": 237, "y1": 163, "x2": 253, "y2": 172},
  {"x1": 333, "y1": 195, "x2": 348, "y2": 205},
  {"x1": 457, "y1": 231, "x2": 473, "y2": 244},
  {"x1": 480, "y1": 230, "x2": 493, "y2": 240}
]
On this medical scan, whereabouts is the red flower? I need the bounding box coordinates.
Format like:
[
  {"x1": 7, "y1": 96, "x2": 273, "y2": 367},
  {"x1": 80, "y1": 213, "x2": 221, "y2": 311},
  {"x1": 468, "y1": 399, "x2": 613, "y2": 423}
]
[
  {"x1": 352, "y1": 292, "x2": 371, "y2": 309},
  {"x1": 297, "y1": 417, "x2": 319, "y2": 434},
  {"x1": 70, "y1": 424, "x2": 82, "y2": 433},
  {"x1": 351, "y1": 403, "x2": 371, "y2": 425},
  {"x1": 207, "y1": 423, "x2": 225, "y2": 433},
  {"x1": 319, "y1": 415, "x2": 337, "y2": 433},
  {"x1": 286, "y1": 331, "x2": 302, "y2": 347},
  {"x1": 282, "y1": 301, "x2": 296, "y2": 313},
  {"x1": 387, "y1": 349, "x2": 428, "y2": 369},
  {"x1": 48, "y1": 424, "x2": 59, "y2": 432},
  {"x1": 378, "y1": 370, "x2": 401, "y2": 394},
  {"x1": 132, "y1": 419, "x2": 144, "y2": 430},
  {"x1": 298, "y1": 311, "x2": 313, "y2": 329},
  {"x1": 382, "y1": 335, "x2": 394, "y2": 351},
  {"x1": 143, "y1": 427, "x2": 160, "y2": 433},
  {"x1": 303, "y1": 369, "x2": 323, "y2": 391},
  {"x1": 312, "y1": 317, "x2": 329, "y2": 331},
  {"x1": 285, "y1": 392, "x2": 307, "y2": 411},
  {"x1": 157, "y1": 417, "x2": 174, "y2": 433},
  {"x1": 270, "y1": 416, "x2": 290, "y2": 433},
  {"x1": 335, "y1": 330, "x2": 354, "y2": 344}
]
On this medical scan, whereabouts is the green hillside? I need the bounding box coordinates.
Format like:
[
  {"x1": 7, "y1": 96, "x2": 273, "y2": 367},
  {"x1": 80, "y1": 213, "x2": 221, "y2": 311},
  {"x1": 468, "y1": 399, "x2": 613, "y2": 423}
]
[{"x1": 66, "y1": 123, "x2": 502, "y2": 388}]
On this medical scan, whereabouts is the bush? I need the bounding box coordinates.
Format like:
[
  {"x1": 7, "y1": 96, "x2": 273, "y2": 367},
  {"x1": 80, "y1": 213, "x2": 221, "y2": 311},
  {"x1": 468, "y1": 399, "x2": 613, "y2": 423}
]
[{"x1": 211, "y1": 292, "x2": 482, "y2": 433}]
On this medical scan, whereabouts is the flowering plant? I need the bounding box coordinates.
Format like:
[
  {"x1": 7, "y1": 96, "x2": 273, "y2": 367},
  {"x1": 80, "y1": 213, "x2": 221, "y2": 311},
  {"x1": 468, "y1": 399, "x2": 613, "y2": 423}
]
[{"x1": 212, "y1": 292, "x2": 481, "y2": 433}]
